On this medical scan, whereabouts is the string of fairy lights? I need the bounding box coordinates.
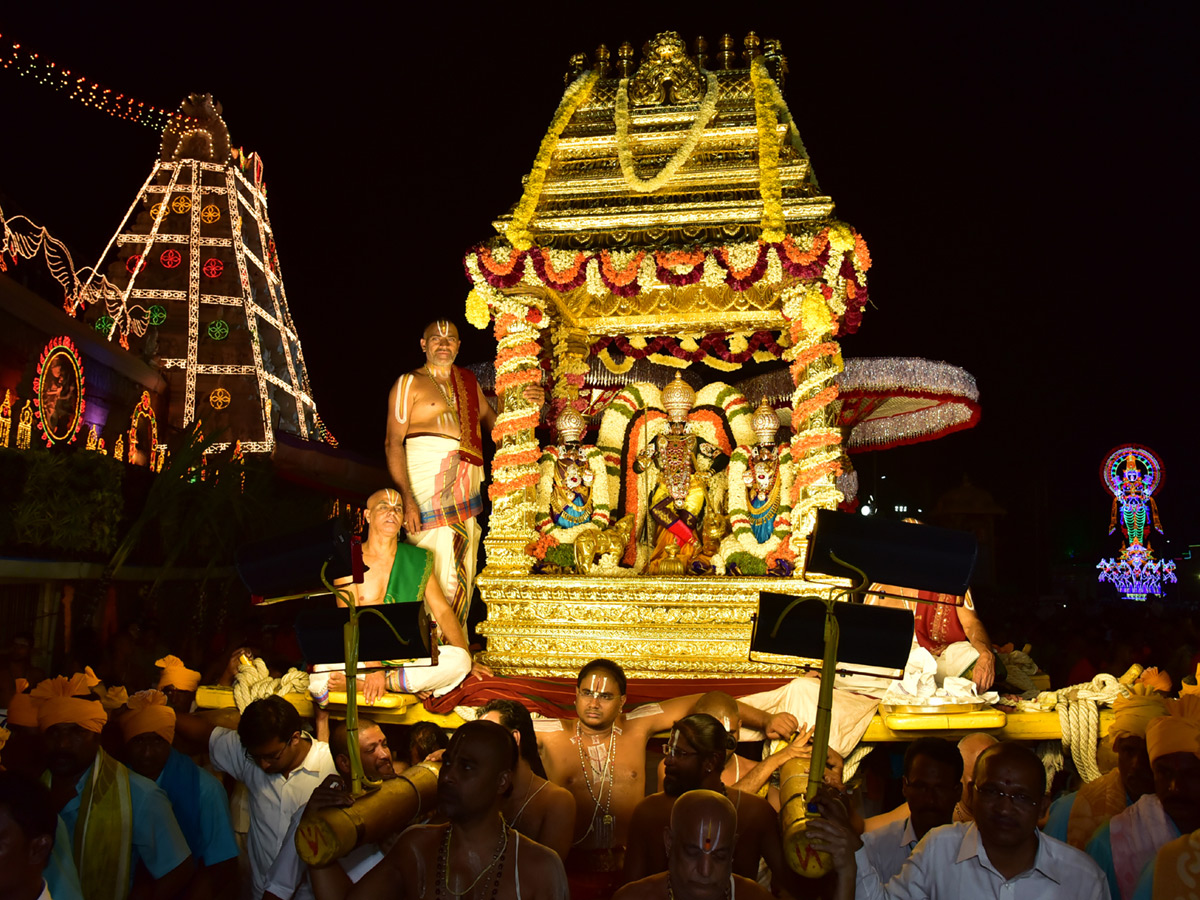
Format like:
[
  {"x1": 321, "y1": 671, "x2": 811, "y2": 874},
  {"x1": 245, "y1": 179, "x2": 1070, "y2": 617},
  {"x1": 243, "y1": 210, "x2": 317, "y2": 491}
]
[{"x1": 1, "y1": 31, "x2": 190, "y2": 130}]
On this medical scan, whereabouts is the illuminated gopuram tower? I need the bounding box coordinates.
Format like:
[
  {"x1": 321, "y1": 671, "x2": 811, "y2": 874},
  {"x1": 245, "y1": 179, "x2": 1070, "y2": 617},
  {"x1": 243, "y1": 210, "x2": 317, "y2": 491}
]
[{"x1": 75, "y1": 93, "x2": 327, "y2": 453}]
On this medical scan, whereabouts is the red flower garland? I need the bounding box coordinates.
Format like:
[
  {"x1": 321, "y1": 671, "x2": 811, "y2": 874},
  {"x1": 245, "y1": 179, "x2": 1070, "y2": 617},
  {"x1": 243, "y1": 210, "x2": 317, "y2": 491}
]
[{"x1": 531, "y1": 249, "x2": 588, "y2": 291}]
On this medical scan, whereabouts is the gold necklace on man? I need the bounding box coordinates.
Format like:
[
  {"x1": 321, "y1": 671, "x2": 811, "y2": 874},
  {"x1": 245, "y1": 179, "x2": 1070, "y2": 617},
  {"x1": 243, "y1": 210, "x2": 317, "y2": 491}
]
[
  {"x1": 423, "y1": 365, "x2": 459, "y2": 430},
  {"x1": 573, "y1": 721, "x2": 616, "y2": 847}
]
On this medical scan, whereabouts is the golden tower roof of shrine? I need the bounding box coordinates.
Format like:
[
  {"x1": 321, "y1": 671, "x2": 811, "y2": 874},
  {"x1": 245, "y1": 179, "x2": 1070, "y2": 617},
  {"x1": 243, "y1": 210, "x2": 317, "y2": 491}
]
[
  {"x1": 492, "y1": 31, "x2": 830, "y2": 248},
  {"x1": 466, "y1": 31, "x2": 871, "y2": 338}
]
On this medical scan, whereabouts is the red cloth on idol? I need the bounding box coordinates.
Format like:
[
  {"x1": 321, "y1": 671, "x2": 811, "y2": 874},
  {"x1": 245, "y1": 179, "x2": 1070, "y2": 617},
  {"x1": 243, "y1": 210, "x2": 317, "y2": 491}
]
[
  {"x1": 913, "y1": 591, "x2": 969, "y2": 656},
  {"x1": 424, "y1": 673, "x2": 793, "y2": 717}
]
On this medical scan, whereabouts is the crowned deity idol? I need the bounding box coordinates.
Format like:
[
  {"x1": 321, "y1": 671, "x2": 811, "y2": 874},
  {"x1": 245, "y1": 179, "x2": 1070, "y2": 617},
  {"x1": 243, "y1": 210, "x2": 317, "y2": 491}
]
[
  {"x1": 744, "y1": 400, "x2": 784, "y2": 542},
  {"x1": 549, "y1": 408, "x2": 595, "y2": 527},
  {"x1": 535, "y1": 407, "x2": 611, "y2": 537},
  {"x1": 634, "y1": 373, "x2": 728, "y2": 572}
]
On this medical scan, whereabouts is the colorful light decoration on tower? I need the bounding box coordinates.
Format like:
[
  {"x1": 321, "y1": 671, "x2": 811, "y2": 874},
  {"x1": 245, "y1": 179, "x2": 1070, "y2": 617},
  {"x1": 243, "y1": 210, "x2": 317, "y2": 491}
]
[
  {"x1": 127, "y1": 390, "x2": 158, "y2": 468},
  {"x1": 1097, "y1": 444, "x2": 1177, "y2": 601},
  {"x1": 33, "y1": 336, "x2": 85, "y2": 447}
]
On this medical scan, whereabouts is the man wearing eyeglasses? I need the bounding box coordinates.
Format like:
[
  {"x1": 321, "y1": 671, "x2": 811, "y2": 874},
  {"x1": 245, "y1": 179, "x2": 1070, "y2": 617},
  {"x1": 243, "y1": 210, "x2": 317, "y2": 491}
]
[
  {"x1": 808, "y1": 741, "x2": 1110, "y2": 899},
  {"x1": 177, "y1": 694, "x2": 335, "y2": 900}
]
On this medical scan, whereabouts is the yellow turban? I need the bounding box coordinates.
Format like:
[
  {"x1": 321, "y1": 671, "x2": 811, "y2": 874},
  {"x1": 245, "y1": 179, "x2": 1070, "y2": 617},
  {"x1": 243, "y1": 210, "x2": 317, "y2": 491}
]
[
  {"x1": 32, "y1": 674, "x2": 107, "y2": 734},
  {"x1": 1181, "y1": 665, "x2": 1200, "y2": 697},
  {"x1": 1109, "y1": 689, "x2": 1169, "y2": 740},
  {"x1": 120, "y1": 690, "x2": 176, "y2": 743},
  {"x1": 6, "y1": 678, "x2": 39, "y2": 728},
  {"x1": 1146, "y1": 696, "x2": 1200, "y2": 763},
  {"x1": 156, "y1": 656, "x2": 201, "y2": 692}
]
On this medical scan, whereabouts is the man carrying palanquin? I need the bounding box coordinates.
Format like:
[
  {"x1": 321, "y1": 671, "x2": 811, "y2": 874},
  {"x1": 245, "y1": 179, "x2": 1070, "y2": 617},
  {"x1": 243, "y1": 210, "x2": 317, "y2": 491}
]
[
  {"x1": 317, "y1": 488, "x2": 488, "y2": 703},
  {"x1": 347, "y1": 720, "x2": 569, "y2": 900},
  {"x1": 478, "y1": 699, "x2": 576, "y2": 861},
  {"x1": 534, "y1": 659, "x2": 796, "y2": 900},
  {"x1": 1044, "y1": 688, "x2": 1167, "y2": 849},
  {"x1": 614, "y1": 791, "x2": 774, "y2": 900},
  {"x1": 623, "y1": 714, "x2": 799, "y2": 895},
  {"x1": 632, "y1": 373, "x2": 727, "y2": 573},
  {"x1": 272, "y1": 717, "x2": 399, "y2": 900},
  {"x1": 33, "y1": 673, "x2": 194, "y2": 900},
  {"x1": 386, "y1": 319, "x2": 544, "y2": 629},
  {"x1": 655, "y1": 691, "x2": 814, "y2": 808},
  {"x1": 1087, "y1": 697, "x2": 1200, "y2": 900},
  {"x1": 118, "y1": 690, "x2": 238, "y2": 899}
]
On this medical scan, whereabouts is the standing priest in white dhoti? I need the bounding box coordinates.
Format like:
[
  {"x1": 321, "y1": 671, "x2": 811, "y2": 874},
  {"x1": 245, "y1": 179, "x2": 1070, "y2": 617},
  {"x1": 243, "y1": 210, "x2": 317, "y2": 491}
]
[{"x1": 386, "y1": 319, "x2": 543, "y2": 628}]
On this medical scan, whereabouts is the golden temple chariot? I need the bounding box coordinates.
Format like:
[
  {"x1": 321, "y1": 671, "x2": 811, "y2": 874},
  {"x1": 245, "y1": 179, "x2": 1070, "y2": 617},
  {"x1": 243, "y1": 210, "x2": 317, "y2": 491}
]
[{"x1": 465, "y1": 32, "x2": 878, "y2": 680}]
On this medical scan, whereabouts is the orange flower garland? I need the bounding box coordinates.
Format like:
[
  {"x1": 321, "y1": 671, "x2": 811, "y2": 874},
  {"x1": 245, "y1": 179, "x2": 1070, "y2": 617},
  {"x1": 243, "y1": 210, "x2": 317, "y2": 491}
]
[{"x1": 599, "y1": 250, "x2": 646, "y2": 287}]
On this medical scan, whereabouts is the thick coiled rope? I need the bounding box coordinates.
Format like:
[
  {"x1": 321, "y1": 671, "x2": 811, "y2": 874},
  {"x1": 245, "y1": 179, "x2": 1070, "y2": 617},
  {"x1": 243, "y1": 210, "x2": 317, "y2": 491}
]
[
  {"x1": 231, "y1": 657, "x2": 310, "y2": 712},
  {"x1": 1035, "y1": 673, "x2": 1126, "y2": 784},
  {"x1": 841, "y1": 741, "x2": 877, "y2": 784}
]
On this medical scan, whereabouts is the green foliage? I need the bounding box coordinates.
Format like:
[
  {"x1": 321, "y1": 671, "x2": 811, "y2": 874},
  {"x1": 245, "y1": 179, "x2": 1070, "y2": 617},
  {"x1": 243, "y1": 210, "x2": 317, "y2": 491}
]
[
  {"x1": 724, "y1": 551, "x2": 767, "y2": 576},
  {"x1": 545, "y1": 545, "x2": 578, "y2": 570},
  {"x1": 0, "y1": 448, "x2": 124, "y2": 555}
]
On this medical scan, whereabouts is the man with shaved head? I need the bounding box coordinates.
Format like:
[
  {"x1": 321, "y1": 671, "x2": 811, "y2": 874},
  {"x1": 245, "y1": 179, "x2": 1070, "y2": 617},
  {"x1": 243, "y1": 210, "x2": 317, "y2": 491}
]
[
  {"x1": 386, "y1": 319, "x2": 544, "y2": 629},
  {"x1": 624, "y1": 715, "x2": 798, "y2": 893},
  {"x1": 811, "y1": 741, "x2": 1109, "y2": 898},
  {"x1": 615, "y1": 790, "x2": 773, "y2": 900},
  {"x1": 319, "y1": 488, "x2": 488, "y2": 702},
  {"x1": 349, "y1": 720, "x2": 568, "y2": 900}
]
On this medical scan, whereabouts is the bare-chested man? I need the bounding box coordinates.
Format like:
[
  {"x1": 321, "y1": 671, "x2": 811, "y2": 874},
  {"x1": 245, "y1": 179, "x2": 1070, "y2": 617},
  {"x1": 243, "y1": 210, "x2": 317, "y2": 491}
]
[
  {"x1": 625, "y1": 714, "x2": 800, "y2": 894},
  {"x1": 386, "y1": 319, "x2": 543, "y2": 629},
  {"x1": 478, "y1": 699, "x2": 576, "y2": 861},
  {"x1": 536, "y1": 659, "x2": 796, "y2": 900},
  {"x1": 614, "y1": 790, "x2": 773, "y2": 900},
  {"x1": 349, "y1": 720, "x2": 569, "y2": 900},
  {"x1": 319, "y1": 488, "x2": 489, "y2": 704},
  {"x1": 656, "y1": 691, "x2": 814, "y2": 808}
]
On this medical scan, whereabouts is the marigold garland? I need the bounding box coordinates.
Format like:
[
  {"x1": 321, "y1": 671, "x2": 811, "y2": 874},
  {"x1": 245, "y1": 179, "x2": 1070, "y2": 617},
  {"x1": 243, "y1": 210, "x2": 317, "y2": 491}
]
[
  {"x1": 750, "y1": 58, "x2": 785, "y2": 243},
  {"x1": 507, "y1": 70, "x2": 601, "y2": 251}
]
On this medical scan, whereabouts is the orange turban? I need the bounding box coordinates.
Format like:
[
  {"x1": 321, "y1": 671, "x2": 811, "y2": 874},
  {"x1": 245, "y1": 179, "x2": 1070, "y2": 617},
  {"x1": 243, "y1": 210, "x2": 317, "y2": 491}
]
[
  {"x1": 156, "y1": 656, "x2": 201, "y2": 692},
  {"x1": 1109, "y1": 688, "x2": 1169, "y2": 740},
  {"x1": 32, "y1": 674, "x2": 107, "y2": 734},
  {"x1": 1181, "y1": 665, "x2": 1200, "y2": 697},
  {"x1": 5, "y1": 678, "x2": 39, "y2": 728},
  {"x1": 120, "y1": 690, "x2": 176, "y2": 743}
]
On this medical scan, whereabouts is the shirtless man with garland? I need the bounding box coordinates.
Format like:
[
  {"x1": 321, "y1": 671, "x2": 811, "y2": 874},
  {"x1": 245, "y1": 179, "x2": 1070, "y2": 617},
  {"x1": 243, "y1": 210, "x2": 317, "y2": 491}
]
[
  {"x1": 385, "y1": 320, "x2": 543, "y2": 629},
  {"x1": 349, "y1": 720, "x2": 568, "y2": 900},
  {"x1": 536, "y1": 659, "x2": 796, "y2": 900}
]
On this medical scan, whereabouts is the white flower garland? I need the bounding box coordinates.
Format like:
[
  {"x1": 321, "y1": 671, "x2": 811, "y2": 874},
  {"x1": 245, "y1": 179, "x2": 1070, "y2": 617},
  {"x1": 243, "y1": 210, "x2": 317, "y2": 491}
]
[{"x1": 615, "y1": 71, "x2": 720, "y2": 194}]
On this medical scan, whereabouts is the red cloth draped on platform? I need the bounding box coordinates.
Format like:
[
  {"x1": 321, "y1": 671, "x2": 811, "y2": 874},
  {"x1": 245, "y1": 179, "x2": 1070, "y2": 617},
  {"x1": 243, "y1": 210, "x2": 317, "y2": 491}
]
[{"x1": 425, "y1": 673, "x2": 794, "y2": 716}]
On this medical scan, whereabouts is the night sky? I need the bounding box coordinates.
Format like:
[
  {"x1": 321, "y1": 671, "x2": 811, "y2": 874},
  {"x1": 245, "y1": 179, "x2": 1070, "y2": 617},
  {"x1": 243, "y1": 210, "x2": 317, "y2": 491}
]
[{"x1": 2, "y1": 6, "x2": 1195, "y2": 595}]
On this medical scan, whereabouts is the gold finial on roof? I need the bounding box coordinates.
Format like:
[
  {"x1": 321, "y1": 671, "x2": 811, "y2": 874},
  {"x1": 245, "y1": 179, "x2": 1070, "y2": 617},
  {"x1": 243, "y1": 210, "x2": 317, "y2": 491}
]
[
  {"x1": 763, "y1": 38, "x2": 787, "y2": 87},
  {"x1": 595, "y1": 44, "x2": 611, "y2": 77},
  {"x1": 743, "y1": 31, "x2": 761, "y2": 65},
  {"x1": 718, "y1": 34, "x2": 737, "y2": 70},
  {"x1": 617, "y1": 42, "x2": 635, "y2": 77},
  {"x1": 693, "y1": 35, "x2": 709, "y2": 71},
  {"x1": 662, "y1": 372, "x2": 696, "y2": 423},
  {"x1": 567, "y1": 52, "x2": 589, "y2": 85}
]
